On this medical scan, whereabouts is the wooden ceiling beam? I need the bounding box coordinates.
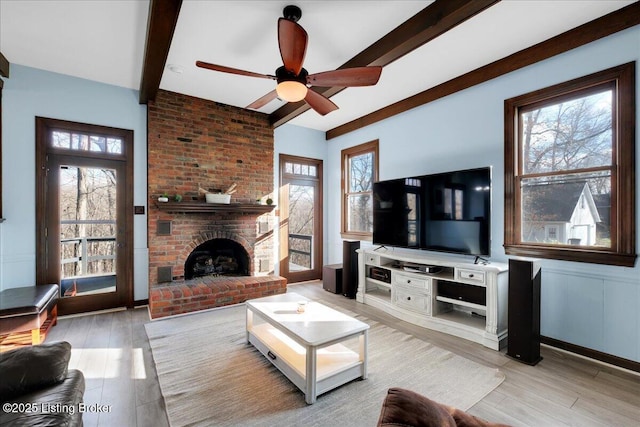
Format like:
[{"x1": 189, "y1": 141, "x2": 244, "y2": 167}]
[
  {"x1": 326, "y1": 1, "x2": 640, "y2": 140},
  {"x1": 0, "y1": 51, "x2": 10, "y2": 78},
  {"x1": 139, "y1": 0, "x2": 183, "y2": 104},
  {"x1": 268, "y1": 0, "x2": 500, "y2": 128}
]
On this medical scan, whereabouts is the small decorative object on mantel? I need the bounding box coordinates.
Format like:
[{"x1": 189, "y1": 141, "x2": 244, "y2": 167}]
[
  {"x1": 199, "y1": 183, "x2": 237, "y2": 204},
  {"x1": 174, "y1": 194, "x2": 183, "y2": 202},
  {"x1": 206, "y1": 193, "x2": 231, "y2": 204},
  {"x1": 158, "y1": 193, "x2": 169, "y2": 203},
  {"x1": 266, "y1": 198, "x2": 273, "y2": 205}
]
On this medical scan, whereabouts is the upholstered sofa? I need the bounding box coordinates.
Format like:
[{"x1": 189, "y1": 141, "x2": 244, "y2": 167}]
[
  {"x1": 377, "y1": 387, "x2": 510, "y2": 427},
  {"x1": 0, "y1": 341, "x2": 85, "y2": 426}
]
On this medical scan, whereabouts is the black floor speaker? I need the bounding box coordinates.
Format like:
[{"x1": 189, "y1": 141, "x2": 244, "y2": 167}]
[
  {"x1": 342, "y1": 240, "x2": 360, "y2": 298},
  {"x1": 507, "y1": 258, "x2": 542, "y2": 365}
]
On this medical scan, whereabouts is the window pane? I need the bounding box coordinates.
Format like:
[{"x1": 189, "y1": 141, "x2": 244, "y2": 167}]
[
  {"x1": 349, "y1": 152, "x2": 374, "y2": 192},
  {"x1": 521, "y1": 171, "x2": 611, "y2": 248},
  {"x1": 348, "y1": 194, "x2": 373, "y2": 232},
  {"x1": 107, "y1": 138, "x2": 123, "y2": 154},
  {"x1": 59, "y1": 165, "x2": 117, "y2": 297},
  {"x1": 52, "y1": 131, "x2": 71, "y2": 148},
  {"x1": 288, "y1": 184, "x2": 314, "y2": 271},
  {"x1": 285, "y1": 162, "x2": 293, "y2": 174},
  {"x1": 309, "y1": 165, "x2": 317, "y2": 177},
  {"x1": 521, "y1": 90, "x2": 612, "y2": 175},
  {"x1": 90, "y1": 136, "x2": 106, "y2": 152},
  {"x1": 71, "y1": 134, "x2": 87, "y2": 150}
]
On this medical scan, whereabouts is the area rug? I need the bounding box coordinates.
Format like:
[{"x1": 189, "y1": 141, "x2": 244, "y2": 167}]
[{"x1": 145, "y1": 304, "x2": 504, "y2": 427}]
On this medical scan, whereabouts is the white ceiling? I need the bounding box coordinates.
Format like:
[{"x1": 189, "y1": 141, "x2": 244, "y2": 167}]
[{"x1": 0, "y1": 0, "x2": 635, "y2": 132}]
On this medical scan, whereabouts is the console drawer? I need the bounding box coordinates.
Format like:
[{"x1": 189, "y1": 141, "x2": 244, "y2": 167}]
[
  {"x1": 365, "y1": 254, "x2": 379, "y2": 266},
  {"x1": 456, "y1": 269, "x2": 486, "y2": 285},
  {"x1": 393, "y1": 272, "x2": 430, "y2": 290},
  {"x1": 392, "y1": 286, "x2": 431, "y2": 314}
]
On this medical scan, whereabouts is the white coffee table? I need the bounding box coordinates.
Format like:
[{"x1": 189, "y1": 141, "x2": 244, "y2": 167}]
[{"x1": 246, "y1": 292, "x2": 369, "y2": 404}]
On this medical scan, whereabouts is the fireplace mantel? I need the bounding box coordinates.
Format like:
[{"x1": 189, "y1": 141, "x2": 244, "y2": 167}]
[{"x1": 155, "y1": 201, "x2": 275, "y2": 214}]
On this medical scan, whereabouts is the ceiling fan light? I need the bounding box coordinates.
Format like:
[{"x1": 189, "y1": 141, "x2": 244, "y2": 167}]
[{"x1": 276, "y1": 81, "x2": 307, "y2": 102}]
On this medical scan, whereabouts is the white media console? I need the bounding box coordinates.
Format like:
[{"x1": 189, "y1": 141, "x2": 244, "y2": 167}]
[{"x1": 356, "y1": 247, "x2": 509, "y2": 350}]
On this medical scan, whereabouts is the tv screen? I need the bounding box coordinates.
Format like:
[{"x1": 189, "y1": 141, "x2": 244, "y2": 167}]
[{"x1": 373, "y1": 167, "x2": 491, "y2": 256}]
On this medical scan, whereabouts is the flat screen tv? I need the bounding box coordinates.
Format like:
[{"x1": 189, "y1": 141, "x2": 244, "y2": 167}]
[{"x1": 373, "y1": 167, "x2": 491, "y2": 256}]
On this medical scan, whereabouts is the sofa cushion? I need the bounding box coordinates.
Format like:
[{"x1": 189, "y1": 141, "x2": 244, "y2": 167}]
[
  {"x1": 377, "y1": 387, "x2": 510, "y2": 427},
  {"x1": 0, "y1": 369, "x2": 85, "y2": 427},
  {"x1": 377, "y1": 387, "x2": 457, "y2": 426},
  {"x1": 0, "y1": 341, "x2": 71, "y2": 402}
]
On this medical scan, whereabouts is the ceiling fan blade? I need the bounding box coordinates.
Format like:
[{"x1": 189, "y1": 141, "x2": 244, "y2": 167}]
[
  {"x1": 195, "y1": 61, "x2": 276, "y2": 80},
  {"x1": 304, "y1": 89, "x2": 338, "y2": 116},
  {"x1": 278, "y1": 18, "x2": 307, "y2": 75},
  {"x1": 307, "y1": 66, "x2": 383, "y2": 87},
  {"x1": 246, "y1": 90, "x2": 278, "y2": 110}
]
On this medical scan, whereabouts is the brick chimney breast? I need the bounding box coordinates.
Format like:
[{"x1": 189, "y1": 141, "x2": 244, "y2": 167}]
[{"x1": 147, "y1": 90, "x2": 283, "y2": 318}]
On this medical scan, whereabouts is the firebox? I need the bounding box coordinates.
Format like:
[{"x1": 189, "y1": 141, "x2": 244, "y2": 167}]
[{"x1": 184, "y1": 238, "x2": 250, "y2": 280}]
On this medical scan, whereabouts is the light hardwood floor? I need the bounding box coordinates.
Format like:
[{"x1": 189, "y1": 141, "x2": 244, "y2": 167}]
[{"x1": 46, "y1": 280, "x2": 640, "y2": 426}]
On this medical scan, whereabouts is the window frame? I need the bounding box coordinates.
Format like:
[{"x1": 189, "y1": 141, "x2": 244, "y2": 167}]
[
  {"x1": 504, "y1": 62, "x2": 636, "y2": 267},
  {"x1": 341, "y1": 139, "x2": 379, "y2": 240}
]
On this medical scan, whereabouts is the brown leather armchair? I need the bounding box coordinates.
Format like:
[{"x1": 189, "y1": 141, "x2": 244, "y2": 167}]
[
  {"x1": 0, "y1": 341, "x2": 85, "y2": 426},
  {"x1": 377, "y1": 388, "x2": 511, "y2": 427}
]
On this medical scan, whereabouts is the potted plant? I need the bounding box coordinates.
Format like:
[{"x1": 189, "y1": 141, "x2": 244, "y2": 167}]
[
  {"x1": 174, "y1": 194, "x2": 183, "y2": 202},
  {"x1": 158, "y1": 193, "x2": 169, "y2": 203}
]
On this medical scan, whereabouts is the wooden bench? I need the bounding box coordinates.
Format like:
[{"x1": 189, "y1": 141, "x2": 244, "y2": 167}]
[{"x1": 0, "y1": 284, "x2": 59, "y2": 351}]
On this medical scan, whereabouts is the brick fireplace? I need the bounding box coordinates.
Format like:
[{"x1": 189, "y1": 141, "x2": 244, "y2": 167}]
[{"x1": 147, "y1": 90, "x2": 286, "y2": 318}]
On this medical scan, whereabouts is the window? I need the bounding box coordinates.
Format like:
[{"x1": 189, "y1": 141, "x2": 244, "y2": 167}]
[
  {"x1": 504, "y1": 62, "x2": 636, "y2": 266},
  {"x1": 51, "y1": 131, "x2": 123, "y2": 154},
  {"x1": 284, "y1": 160, "x2": 317, "y2": 177},
  {"x1": 341, "y1": 140, "x2": 379, "y2": 240}
]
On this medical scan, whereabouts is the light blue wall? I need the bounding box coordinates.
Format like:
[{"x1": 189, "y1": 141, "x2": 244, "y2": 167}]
[
  {"x1": 323, "y1": 27, "x2": 640, "y2": 362},
  {"x1": 2, "y1": 25, "x2": 638, "y2": 363},
  {"x1": 274, "y1": 124, "x2": 328, "y2": 274},
  {"x1": 0, "y1": 65, "x2": 149, "y2": 300}
]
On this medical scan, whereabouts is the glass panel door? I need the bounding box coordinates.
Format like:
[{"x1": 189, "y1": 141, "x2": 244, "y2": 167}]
[
  {"x1": 45, "y1": 154, "x2": 129, "y2": 315},
  {"x1": 36, "y1": 117, "x2": 133, "y2": 316},
  {"x1": 279, "y1": 155, "x2": 322, "y2": 283},
  {"x1": 288, "y1": 183, "x2": 315, "y2": 273},
  {"x1": 59, "y1": 165, "x2": 117, "y2": 298}
]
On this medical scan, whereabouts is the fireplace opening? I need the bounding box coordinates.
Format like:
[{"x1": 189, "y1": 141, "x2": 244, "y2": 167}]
[{"x1": 184, "y1": 238, "x2": 250, "y2": 280}]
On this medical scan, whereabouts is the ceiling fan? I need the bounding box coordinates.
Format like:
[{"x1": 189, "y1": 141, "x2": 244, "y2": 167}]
[{"x1": 196, "y1": 5, "x2": 383, "y2": 115}]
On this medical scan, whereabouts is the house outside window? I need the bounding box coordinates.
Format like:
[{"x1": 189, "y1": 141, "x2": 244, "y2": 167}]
[
  {"x1": 341, "y1": 140, "x2": 379, "y2": 240},
  {"x1": 504, "y1": 62, "x2": 636, "y2": 267}
]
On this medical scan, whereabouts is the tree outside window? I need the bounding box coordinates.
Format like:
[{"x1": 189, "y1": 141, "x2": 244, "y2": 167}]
[
  {"x1": 341, "y1": 140, "x2": 379, "y2": 240},
  {"x1": 504, "y1": 62, "x2": 636, "y2": 266}
]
